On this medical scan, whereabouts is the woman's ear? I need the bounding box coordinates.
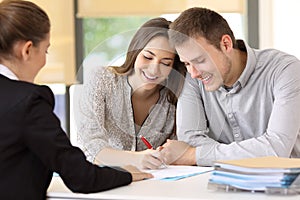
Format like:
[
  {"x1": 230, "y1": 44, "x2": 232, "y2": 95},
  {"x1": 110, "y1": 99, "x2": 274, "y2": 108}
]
[
  {"x1": 21, "y1": 41, "x2": 33, "y2": 61},
  {"x1": 220, "y1": 34, "x2": 233, "y2": 52}
]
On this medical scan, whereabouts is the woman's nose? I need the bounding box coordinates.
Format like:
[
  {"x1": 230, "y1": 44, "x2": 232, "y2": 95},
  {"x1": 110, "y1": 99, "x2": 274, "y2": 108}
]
[{"x1": 148, "y1": 61, "x2": 160, "y2": 75}]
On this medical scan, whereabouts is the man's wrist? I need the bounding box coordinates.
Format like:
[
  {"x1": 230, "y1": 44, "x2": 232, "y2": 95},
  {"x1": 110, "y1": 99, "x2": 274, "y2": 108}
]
[
  {"x1": 186, "y1": 147, "x2": 197, "y2": 165},
  {"x1": 178, "y1": 146, "x2": 196, "y2": 165}
]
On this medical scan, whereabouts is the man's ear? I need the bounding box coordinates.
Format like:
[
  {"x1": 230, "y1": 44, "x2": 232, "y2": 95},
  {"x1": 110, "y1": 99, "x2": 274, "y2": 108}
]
[
  {"x1": 21, "y1": 41, "x2": 33, "y2": 61},
  {"x1": 220, "y1": 35, "x2": 233, "y2": 52}
]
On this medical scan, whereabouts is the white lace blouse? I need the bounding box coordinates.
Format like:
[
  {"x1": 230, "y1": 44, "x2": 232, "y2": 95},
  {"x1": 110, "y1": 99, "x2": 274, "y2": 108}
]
[{"x1": 76, "y1": 67, "x2": 176, "y2": 162}]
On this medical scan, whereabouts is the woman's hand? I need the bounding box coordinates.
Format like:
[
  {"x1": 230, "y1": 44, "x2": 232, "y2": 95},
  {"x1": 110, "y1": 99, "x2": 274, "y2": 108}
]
[
  {"x1": 94, "y1": 148, "x2": 166, "y2": 169},
  {"x1": 134, "y1": 149, "x2": 165, "y2": 169}
]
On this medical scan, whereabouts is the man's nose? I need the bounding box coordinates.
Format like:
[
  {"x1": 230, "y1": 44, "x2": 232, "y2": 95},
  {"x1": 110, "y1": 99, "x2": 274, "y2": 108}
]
[{"x1": 187, "y1": 65, "x2": 200, "y2": 79}]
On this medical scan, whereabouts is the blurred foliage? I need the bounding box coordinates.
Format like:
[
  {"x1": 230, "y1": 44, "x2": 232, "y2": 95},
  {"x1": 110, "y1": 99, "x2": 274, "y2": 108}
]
[{"x1": 83, "y1": 17, "x2": 153, "y2": 64}]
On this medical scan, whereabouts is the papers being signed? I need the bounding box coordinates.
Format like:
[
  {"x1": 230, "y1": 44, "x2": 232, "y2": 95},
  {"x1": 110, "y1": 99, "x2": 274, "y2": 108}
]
[{"x1": 143, "y1": 165, "x2": 213, "y2": 181}]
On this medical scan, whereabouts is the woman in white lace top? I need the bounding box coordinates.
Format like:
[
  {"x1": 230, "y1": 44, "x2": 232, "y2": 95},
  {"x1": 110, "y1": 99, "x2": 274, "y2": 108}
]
[{"x1": 76, "y1": 17, "x2": 186, "y2": 169}]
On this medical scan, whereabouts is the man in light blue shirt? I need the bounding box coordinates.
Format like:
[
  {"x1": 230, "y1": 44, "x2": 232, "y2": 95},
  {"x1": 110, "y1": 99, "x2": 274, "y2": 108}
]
[{"x1": 160, "y1": 7, "x2": 300, "y2": 166}]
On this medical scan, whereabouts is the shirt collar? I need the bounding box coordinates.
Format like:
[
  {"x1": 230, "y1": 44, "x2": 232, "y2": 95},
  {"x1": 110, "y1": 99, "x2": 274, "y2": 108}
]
[
  {"x1": 236, "y1": 40, "x2": 257, "y2": 88},
  {"x1": 218, "y1": 40, "x2": 257, "y2": 94},
  {"x1": 0, "y1": 64, "x2": 19, "y2": 80}
]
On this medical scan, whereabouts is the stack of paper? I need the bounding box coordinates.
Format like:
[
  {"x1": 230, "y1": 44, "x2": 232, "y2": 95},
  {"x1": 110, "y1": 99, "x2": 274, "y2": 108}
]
[{"x1": 208, "y1": 156, "x2": 300, "y2": 192}]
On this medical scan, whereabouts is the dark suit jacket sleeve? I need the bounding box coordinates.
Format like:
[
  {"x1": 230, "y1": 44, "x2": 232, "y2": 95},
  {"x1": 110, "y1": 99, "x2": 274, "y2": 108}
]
[{"x1": 22, "y1": 85, "x2": 132, "y2": 193}]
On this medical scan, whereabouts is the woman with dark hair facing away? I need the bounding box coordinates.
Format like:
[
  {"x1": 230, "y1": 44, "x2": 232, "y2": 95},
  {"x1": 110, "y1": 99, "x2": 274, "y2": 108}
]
[
  {"x1": 0, "y1": 1, "x2": 152, "y2": 199},
  {"x1": 76, "y1": 17, "x2": 186, "y2": 169}
]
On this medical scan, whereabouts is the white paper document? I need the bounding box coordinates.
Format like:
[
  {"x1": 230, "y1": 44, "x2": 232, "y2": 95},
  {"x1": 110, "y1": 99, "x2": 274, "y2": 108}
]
[{"x1": 143, "y1": 165, "x2": 213, "y2": 181}]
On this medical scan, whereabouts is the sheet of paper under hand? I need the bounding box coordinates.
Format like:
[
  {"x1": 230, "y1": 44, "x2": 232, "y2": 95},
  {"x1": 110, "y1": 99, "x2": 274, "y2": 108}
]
[{"x1": 143, "y1": 165, "x2": 213, "y2": 181}]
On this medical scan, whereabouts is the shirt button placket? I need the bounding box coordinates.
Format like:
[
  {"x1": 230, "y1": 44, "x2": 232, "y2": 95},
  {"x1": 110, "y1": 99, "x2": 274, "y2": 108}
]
[{"x1": 228, "y1": 112, "x2": 242, "y2": 141}]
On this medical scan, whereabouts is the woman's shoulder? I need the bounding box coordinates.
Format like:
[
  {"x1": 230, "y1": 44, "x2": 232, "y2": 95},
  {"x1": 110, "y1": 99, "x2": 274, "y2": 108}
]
[
  {"x1": 89, "y1": 66, "x2": 116, "y2": 79},
  {"x1": 1, "y1": 76, "x2": 52, "y2": 97},
  {"x1": 0, "y1": 77, "x2": 54, "y2": 110},
  {"x1": 84, "y1": 67, "x2": 115, "y2": 86},
  {"x1": 84, "y1": 66, "x2": 127, "y2": 93}
]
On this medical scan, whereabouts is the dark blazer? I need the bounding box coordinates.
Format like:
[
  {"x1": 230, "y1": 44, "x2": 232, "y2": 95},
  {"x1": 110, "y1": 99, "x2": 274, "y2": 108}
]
[{"x1": 0, "y1": 75, "x2": 132, "y2": 200}]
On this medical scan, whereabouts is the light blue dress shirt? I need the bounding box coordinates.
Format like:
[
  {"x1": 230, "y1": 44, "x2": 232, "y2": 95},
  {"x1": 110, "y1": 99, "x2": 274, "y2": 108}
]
[{"x1": 177, "y1": 41, "x2": 300, "y2": 166}]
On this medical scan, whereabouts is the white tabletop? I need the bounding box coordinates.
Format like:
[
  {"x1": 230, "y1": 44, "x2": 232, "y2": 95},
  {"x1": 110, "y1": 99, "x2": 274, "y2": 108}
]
[{"x1": 47, "y1": 170, "x2": 299, "y2": 200}]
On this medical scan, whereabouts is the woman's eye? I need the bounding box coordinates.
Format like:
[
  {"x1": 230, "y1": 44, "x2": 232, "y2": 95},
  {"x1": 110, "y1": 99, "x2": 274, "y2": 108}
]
[
  {"x1": 161, "y1": 62, "x2": 171, "y2": 67},
  {"x1": 143, "y1": 55, "x2": 152, "y2": 60}
]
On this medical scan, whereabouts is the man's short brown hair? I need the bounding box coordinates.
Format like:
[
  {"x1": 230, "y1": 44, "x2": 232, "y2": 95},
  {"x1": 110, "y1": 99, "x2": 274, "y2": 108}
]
[{"x1": 169, "y1": 7, "x2": 237, "y2": 50}]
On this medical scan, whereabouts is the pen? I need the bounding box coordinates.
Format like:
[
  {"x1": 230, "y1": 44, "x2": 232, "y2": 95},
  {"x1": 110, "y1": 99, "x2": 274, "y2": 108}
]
[
  {"x1": 140, "y1": 135, "x2": 167, "y2": 168},
  {"x1": 141, "y1": 136, "x2": 153, "y2": 149}
]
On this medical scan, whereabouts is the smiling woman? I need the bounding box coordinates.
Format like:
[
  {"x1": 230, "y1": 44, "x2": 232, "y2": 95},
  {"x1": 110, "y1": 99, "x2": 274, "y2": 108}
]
[
  {"x1": 75, "y1": 17, "x2": 186, "y2": 170},
  {"x1": 129, "y1": 35, "x2": 175, "y2": 92}
]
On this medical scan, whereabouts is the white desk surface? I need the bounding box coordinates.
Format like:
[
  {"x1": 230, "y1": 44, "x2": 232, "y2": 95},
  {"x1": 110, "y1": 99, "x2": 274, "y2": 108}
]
[{"x1": 47, "y1": 171, "x2": 299, "y2": 200}]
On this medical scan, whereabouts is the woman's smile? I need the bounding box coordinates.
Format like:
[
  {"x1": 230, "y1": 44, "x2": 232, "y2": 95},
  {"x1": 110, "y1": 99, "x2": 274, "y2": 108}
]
[{"x1": 142, "y1": 71, "x2": 159, "y2": 81}]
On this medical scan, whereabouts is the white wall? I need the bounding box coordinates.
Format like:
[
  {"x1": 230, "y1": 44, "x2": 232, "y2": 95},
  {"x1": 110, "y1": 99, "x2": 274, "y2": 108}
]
[
  {"x1": 30, "y1": 0, "x2": 76, "y2": 85},
  {"x1": 259, "y1": 0, "x2": 300, "y2": 59},
  {"x1": 273, "y1": 0, "x2": 300, "y2": 59}
]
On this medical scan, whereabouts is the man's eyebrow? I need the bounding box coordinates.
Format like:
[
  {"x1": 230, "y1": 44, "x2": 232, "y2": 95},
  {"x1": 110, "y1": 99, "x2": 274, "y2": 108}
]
[
  {"x1": 190, "y1": 55, "x2": 204, "y2": 62},
  {"x1": 180, "y1": 55, "x2": 203, "y2": 63}
]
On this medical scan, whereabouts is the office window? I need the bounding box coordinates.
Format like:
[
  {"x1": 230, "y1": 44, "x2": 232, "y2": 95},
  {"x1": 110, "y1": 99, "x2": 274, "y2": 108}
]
[
  {"x1": 82, "y1": 17, "x2": 153, "y2": 68},
  {"x1": 82, "y1": 13, "x2": 245, "y2": 69},
  {"x1": 47, "y1": 84, "x2": 67, "y2": 132},
  {"x1": 221, "y1": 13, "x2": 245, "y2": 41}
]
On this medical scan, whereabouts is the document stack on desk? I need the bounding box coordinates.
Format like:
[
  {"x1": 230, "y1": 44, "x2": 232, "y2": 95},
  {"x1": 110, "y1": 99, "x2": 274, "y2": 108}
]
[{"x1": 208, "y1": 156, "x2": 300, "y2": 194}]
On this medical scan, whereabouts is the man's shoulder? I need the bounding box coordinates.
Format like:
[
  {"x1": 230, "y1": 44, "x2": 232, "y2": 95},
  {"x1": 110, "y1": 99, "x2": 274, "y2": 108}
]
[{"x1": 256, "y1": 48, "x2": 299, "y2": 64}]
